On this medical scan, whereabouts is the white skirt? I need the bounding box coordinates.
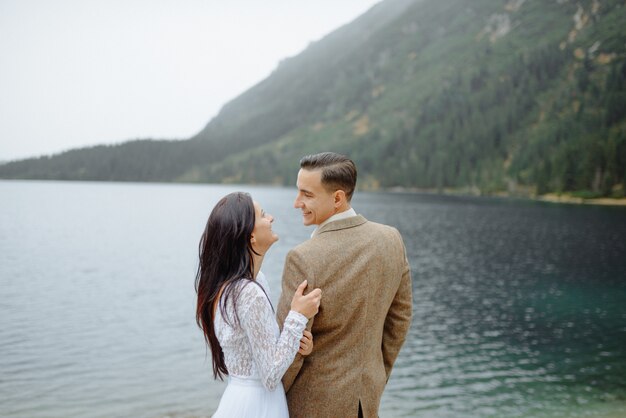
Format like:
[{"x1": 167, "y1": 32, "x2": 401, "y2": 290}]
[{"x1": 212, "y1": 375, "x2": 289, "y2": 418}]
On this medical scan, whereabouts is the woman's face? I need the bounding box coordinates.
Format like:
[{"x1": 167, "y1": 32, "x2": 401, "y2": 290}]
[{"x1": 251, "y1": 201, "x2": 279, "y2": 254}]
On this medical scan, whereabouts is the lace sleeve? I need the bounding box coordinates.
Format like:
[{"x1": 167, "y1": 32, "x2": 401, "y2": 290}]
[{"x1": 237, "y1": 282, "x2": 307, "y2": 391}]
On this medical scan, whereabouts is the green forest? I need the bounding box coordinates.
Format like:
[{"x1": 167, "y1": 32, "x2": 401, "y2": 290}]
[{"x1": 2, "y1": 0, "x2": 625, "y2": 199}]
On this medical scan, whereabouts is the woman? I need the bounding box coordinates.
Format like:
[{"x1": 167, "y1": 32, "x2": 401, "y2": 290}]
[{"x1": 195, "y1": 192, "x2": 321, "y2": 417}]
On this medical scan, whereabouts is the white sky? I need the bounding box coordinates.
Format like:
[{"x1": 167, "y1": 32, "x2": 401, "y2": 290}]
[{"x1": 0, "y1": 0, "x2": 381, "y2": 162}]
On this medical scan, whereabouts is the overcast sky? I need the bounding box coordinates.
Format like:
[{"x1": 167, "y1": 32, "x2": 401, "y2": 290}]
[{"x1": 0, "y1": 0, "x2": 381, "y2": 162}]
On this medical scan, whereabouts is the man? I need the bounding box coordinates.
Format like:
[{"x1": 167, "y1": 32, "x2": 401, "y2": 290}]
[{"x1": 277, "y1": 152, "x2": 413, "y2": 418}]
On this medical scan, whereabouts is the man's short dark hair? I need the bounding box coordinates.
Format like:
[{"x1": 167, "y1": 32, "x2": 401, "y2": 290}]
[{"x1": 299, "y1": 152, "x2": 357, "y2": 201}]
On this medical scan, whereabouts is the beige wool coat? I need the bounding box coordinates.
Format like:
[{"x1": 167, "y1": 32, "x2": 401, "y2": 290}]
[{"x1": 276, "y1": 215, "x2": 413, "y2": 418}]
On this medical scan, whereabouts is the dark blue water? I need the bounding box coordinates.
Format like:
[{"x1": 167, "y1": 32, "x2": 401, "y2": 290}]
[
  {"x1": 0, "y1": 181, "x2": 624, "y2": 417},
  {"x1": 364, "y1": 192, "x2": 626, "y2": 417}
]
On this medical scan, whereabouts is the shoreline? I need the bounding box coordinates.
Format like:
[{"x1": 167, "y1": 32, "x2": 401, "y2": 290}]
[
  {"x1": 536, "y1": 193, "x2": 626, "y2": 206},
  {"x1": 381, "y1": 186, "x2": 626, "y2": 207},
  {"x1": 2, "y1": 178, "x2": 626, "y2": 207}
]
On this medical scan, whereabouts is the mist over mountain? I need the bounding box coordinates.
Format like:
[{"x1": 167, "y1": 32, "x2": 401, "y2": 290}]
[{"x1": 2, "y1": 0, "x2": 625, "y2": 198}]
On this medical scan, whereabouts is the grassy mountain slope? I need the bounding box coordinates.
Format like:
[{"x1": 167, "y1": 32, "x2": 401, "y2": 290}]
[{"x1": 2, "y1": 0, "x2": 625, "y2": 198}]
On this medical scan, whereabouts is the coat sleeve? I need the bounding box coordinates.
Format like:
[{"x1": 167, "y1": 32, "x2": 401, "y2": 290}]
[
  {"x1": 382, "y1": 229, "x2": 413, "y2": 380},
  {"x1": 277, "y1": 248, "x2": 315, "y2": 392}
]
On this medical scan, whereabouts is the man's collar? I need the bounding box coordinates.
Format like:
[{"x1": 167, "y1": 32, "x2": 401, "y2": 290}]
[{"x1": 311, "y1": 208, "x2": 358, "y2": 237}]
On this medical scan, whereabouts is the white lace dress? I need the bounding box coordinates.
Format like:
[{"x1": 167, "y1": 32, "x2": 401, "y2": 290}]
[{"x1": 212, "y1": 272, "x2": 307, "y2": 418}]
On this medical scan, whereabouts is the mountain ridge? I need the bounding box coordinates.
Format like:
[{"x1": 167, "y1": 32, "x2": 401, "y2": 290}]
[{"x1": 2, "y1": 0, "x2": 625, "y2": 199}]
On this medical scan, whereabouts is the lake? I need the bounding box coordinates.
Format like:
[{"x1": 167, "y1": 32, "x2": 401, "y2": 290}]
[{"x1": 1, "y1": 180, "x2": 625, "y2": 417}]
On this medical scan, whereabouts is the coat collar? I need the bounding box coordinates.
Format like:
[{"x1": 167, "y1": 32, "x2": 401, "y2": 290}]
[{"x1": 315, "y1": 214, "x2": 368, "y2": 235}]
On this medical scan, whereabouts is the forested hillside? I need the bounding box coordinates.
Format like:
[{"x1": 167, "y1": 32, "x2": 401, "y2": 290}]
[{"x1": 2, "y1": 0, "x2": 625, "y2": 198}]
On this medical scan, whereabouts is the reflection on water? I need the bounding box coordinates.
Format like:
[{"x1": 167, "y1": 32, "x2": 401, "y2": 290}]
[{"x1": 0, "y1": 181, "x2": 625, "y2": 418}]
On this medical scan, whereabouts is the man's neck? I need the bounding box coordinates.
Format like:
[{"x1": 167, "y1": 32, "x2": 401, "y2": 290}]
[
  {"x1": 335, "y1": 203, "x2": 351, "y2": 214},
  {"x1": 312, "y1": 207, "x2": 357, "y2": 237}
]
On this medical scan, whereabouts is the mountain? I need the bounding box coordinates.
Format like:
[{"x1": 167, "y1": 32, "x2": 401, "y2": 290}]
[{"x1": 2, "y1": 0, "x2": 625, "y2": 198}]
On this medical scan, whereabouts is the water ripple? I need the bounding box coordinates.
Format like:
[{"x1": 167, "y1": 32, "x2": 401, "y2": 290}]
[{"x1": 2, "y1": 182, "x2": 626, "y2": 417}]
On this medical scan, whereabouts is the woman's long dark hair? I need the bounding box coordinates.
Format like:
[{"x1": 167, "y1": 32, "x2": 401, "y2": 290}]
[{"x1": 195, "y1": 192, "x2": 260, "y2": 380}]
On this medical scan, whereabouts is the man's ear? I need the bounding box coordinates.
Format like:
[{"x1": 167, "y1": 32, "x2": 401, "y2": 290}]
[{"x1": 334, "y1": 190, "x2": 346, "y2": 207}]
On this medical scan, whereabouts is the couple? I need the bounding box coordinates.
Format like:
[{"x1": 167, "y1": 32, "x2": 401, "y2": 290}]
[{"x1": 195, "y1": 152, "x2": 413, "y2": 418}]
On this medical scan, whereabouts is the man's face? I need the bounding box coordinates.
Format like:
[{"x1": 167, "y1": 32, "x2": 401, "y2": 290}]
[{"x1": 294, "y1": 169, "x2": 336, "y2": 226}]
